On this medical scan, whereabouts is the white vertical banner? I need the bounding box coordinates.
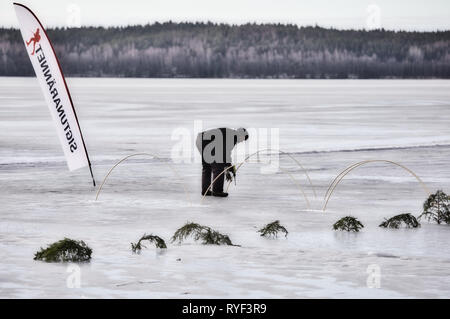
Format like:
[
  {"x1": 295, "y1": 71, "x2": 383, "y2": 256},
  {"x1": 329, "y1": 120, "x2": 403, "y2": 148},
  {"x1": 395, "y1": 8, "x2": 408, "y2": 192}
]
[{"x1": 14, "y1": 3, "x2": 95, "y2": 183}]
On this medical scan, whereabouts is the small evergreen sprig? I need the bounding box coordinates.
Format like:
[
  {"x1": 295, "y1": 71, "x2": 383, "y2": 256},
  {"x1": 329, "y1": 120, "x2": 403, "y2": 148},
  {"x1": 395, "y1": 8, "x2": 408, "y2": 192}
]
[
  {"x1": 258, "y1": 220, "x2": 288, "y2": 238},
  {"x1": 34, "y1": 238, "x2": 92, "y2": 262},
  {"x1": 333, "y1": 216, "x2": 364, "y2": 232},
  {"x1": 131, "y1": 234, "x2": 167, "y2": 253},
  {"x1": 171, "y1": 222, "x2": 235, "y2": 246},
  {"x1": 419, "y1": 190, "x2": 450, "y2": 224},
  {"x1": 379, "y1": 213, "x2": 420, "y2": 229}
]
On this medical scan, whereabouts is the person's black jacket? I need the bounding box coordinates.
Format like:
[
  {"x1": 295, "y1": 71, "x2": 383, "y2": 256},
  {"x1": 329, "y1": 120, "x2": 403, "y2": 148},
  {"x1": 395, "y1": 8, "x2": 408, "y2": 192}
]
[{"x1": 196, "y1": 128, "x2": 239, "y2": 165}]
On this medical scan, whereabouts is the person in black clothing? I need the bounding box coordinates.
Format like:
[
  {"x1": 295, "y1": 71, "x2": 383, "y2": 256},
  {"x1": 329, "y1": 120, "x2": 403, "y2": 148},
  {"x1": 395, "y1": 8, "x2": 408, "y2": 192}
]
[{"x1": 196, "y1": 127, "x2": 249, "y2": 197}]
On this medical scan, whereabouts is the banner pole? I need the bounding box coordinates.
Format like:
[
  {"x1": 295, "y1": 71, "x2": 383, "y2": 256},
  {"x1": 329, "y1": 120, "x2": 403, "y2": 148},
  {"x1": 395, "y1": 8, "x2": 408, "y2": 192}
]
[{"x1": 89, "y1": 163, "x2": 96, "y2": 187}]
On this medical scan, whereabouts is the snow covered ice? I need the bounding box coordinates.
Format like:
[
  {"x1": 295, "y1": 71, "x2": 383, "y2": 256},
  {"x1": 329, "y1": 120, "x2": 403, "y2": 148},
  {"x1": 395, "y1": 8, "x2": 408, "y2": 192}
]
[{"x1": 1, "y1": 78, "x2": 450, "y2": 298}]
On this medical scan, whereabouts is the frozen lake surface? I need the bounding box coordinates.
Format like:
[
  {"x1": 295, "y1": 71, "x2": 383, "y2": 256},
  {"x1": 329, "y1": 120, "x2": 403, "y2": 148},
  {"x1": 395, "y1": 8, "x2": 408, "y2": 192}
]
[{"x1": 1, "y1": 78, "x2": 450, "y2": 298}]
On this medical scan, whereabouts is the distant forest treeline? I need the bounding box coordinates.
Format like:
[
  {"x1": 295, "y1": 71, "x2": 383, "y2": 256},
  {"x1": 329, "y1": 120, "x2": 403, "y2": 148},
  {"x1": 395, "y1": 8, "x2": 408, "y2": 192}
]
[{"x1": 1, "y1": 23, "x2": 449, "y2": 78}]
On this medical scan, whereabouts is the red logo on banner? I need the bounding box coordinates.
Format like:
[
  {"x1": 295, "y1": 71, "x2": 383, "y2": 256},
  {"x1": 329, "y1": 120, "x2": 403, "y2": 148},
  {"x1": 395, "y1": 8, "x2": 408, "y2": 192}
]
[{"x1": 26, "y1": 28, "x2": 41, "y2": 55}]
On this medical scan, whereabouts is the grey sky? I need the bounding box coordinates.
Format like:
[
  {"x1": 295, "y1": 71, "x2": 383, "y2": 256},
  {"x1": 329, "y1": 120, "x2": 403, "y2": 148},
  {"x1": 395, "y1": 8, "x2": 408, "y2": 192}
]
[{"x1": 2, "y1": 0, "x2": 449, "y2": 30}]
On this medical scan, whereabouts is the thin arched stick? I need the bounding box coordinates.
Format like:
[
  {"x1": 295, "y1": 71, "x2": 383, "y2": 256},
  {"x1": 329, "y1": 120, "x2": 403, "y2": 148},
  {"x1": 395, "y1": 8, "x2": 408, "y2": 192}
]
[
  {"x1": 226, "y1": 148, "x2": 317, "y2": 198},
  {"x1": 200, "y1": 159, "x2": 311, "y2": 209},
  {"x1": 201, "y1": 149, "x2": 288, "y2": 202},
  {"x1": 323, "y1": 160, "x2": 430, "y2": 211},
  {"x1": 324, "y1": 161, "x2": 370, "y2": 200},
  {"x1": 95, "y1": 153, "x2": 192, "y2": 206}
]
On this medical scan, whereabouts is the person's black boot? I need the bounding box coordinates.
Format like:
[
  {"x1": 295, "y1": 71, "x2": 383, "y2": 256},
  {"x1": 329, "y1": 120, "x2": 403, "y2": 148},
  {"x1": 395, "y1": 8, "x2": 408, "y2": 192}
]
[
  {"x1": 203, "y1": 190, "x2": 212, "y2": 196},
  {"x1": 213, "y1": 192, "x2": 228, "y2": 197}
]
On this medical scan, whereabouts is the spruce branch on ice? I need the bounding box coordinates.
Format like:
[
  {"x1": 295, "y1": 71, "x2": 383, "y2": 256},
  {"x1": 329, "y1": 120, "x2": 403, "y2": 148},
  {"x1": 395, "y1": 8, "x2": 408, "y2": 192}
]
[
  {"x1": 258, "y1": 220, "x2": 288, "y2": 238},
  {"x1": 131, "y1": 234, "x2": 167, "y2": 253},
  {"x1": 171, "y1": 222, "x2": 236, "y2": 246},
  {"x1": 419, "y1": 190, "x2": 450, "y2": 224},
  {"x1": 333, "y1": 216, "x2": 364, "y2": 232},
  {"x1": 171, "y1": 222, "x2": 205, "y2": 243},
  {"x1": 379, "y1": 213, "x2": 420, "y2": 229},
  {"x1": 34, "y1": 238, "x2": 92, "y2": 262}
]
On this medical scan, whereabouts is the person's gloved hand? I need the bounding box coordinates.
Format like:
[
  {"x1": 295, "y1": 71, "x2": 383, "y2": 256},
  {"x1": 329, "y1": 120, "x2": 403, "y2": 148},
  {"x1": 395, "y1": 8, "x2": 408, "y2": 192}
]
[
  {"x1": 225, "y1": 165, "x2": 236, "y2": 182},
  {"x1": 225, "y1": 171, "x2": 232, "y2": 182}
]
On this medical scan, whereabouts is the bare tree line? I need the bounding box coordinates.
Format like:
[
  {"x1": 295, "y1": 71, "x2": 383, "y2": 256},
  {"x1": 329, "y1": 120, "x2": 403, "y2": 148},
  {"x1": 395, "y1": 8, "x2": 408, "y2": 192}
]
[{"x1": 0, "y1": 22, "x2": 449, "y2": 78}]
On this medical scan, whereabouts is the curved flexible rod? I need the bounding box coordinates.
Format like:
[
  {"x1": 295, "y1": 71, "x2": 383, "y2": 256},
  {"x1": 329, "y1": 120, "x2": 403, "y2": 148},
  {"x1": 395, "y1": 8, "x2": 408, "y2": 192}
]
[
  {"x1": 226, "y1": 148, "x2": 317, "y2": 198},
  {"x1": 324, "y1": 161, "x2": 368, "y2": 200},
  {"x1": 322, "y1": 159, "x2": 430, "y2": 211},
  {"x1": 200, "y1": 158, "x2": 311, "y2": 209},
  {"x1": 95, "y1": 153, "x2": 192, "y2": 206}
]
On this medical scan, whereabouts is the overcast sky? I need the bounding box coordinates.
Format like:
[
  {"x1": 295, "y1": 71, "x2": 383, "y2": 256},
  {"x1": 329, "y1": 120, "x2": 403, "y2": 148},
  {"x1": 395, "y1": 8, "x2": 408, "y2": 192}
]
[{"x1": 2, "y1": 0, "x2": 450, "y2": 31}]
